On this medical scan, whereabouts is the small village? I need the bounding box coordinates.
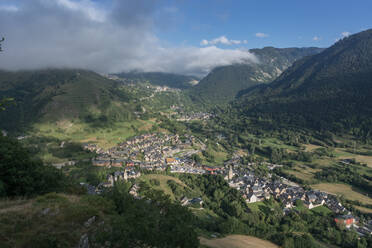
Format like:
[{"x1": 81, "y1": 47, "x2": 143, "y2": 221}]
[{"x1": 81, "y1": 132, "x2": 372, "y2": 237}]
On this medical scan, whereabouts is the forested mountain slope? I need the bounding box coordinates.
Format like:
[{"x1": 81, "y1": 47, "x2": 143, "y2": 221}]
[
  {"x1": 233, "y1": 29, "x2": 372, "y2": 138},
  {"x1": 113, "y1": 71, "x2": 199, "y2": 89},
  {"x1": 0, "y1": 69, "x2": 133, "y2": 131},
  {"x1": 188, "y1": 47, "x2": 324, "y2": 106}
]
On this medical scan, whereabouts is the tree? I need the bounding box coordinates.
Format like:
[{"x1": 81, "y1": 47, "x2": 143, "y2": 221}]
[
  {"x1": 0, "y1": 37, "x2": 14, "y2": 111},
  {"x1": 0, "y1": 136, "x2": 65, "y2": 196},
  {"x1": 0, "y1": 37, "x2": 4, "y2": 52},
  {"x1": 105, "y1": 184, "x2": 199, "y2": 248},
  {"x1": 0, "y1": 37, "x2": 14, "y2": 112},
  {"x1": 0, "y1": 98, "x2": 15, "y2": 111},
  {"x1": 191, "y1": 154, "x2": 202, "y2": 163}
]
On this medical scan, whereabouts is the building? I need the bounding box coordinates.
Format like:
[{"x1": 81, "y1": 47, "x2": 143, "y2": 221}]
[
  {"x1": 204, "y1": 166, "x2": 219, "y2": 175},
  {"x1": 228, "y1": 165, "x2": 234, "y2": 180},
  {"x1": 166, "y1": 158, "x2": 177, "y2": 165},
  {"x1": 246, "y1": 192, "x2": 258, "y2": 203},
  {"x1": 335, "y1": 215, "x2": 356, "y2": 228}
]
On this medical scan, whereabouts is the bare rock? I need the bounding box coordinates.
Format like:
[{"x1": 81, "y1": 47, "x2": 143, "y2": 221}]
[
  {"x1": 84, "y1": 216, "x2": 96, "y2": 228},
  {"x1": 40, "y1": 208, "x2": 51, "y2": 215},
  {"x1": 79, "y1": 234, "x2": 89, "y2": 248}
]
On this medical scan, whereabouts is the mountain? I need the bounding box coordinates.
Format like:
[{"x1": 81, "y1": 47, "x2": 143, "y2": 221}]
[
  {"x1": 188, "y1": 47, "x2": 324, "y2": 106},
  {"x1": 113, "y1": 71, "x2": 199, "y2": 89},
  {"x1": 0, "y1": 69, "x2": 133, "y2": 131},
  {"x1": 234, "y1": 29, "x2": 372, "y2": 137}
]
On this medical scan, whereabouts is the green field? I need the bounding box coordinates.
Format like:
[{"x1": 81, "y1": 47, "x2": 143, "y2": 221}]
[
  {"x1": 137, "y1": 174, "x2": 189, "y2": 200},
  {"x1": 312, "y1": 183, "x2": 372, "y2": 205},
  {"x1": 311, "y1": 205, "x2": 332, "y2": 215},
  {"x1": 200, "y1": 235, "x2": 278, "y2": 248},
  {"x1": 26, "y1": 118, "x2": 160, "y2": 163},
  {"x1": 33, "y1": 119, "x2": 156, "y2": 148}
]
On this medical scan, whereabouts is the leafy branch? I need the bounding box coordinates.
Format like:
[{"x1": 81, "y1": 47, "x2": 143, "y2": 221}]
[{"x1": 0, "y1": 98, "x2": 15, "y2": 111}]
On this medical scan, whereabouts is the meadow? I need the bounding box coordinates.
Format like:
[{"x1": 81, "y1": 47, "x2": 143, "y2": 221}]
[{"x1": 199, "y1": 235, "x2": 278, "y2": 248}]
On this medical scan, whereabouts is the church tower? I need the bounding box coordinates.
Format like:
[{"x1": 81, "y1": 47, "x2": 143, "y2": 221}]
[{"x1": 228, "y1": 165, "x2": 233, "y2": 180}]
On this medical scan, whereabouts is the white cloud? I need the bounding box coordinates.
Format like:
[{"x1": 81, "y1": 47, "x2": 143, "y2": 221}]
[
  {"x1": 255, "y1": 32, "x2": 269, "y2": 38},
  {"x1": 335, "y1": 31, "x2": 352, "y2": 43},
  {"x1": 56, "y1": 0, "x2": 106, "y2": 22},
  {"x1": 139, "y1": 46, "x2": 257, "y2": 76},
  {"x1": 341, "y1": 31, "x2": 351, "y2": 38},
  {"x1": 312, "y1": 36, "x2": 321, "y2": 41},
  {"x1": 200, "y1": 36, "x2": 248, "y2": 46},
  {"x1": 0, "y1": 5, "x2": 19, "y2": 12},
  {"x1": 0, "y1": 0, "x2": 257, "y2": 77}
]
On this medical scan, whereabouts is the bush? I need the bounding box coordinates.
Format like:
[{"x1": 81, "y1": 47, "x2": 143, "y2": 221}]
[
  {"x1": 35, "y1": 192, "x2": 69, "y2": 206},
  {"x1": 149, "y1": 178, "x2": 160, "y2": 186},
  {"x1": 0, "y1": 136, "x2": 66, "y2": 197}
]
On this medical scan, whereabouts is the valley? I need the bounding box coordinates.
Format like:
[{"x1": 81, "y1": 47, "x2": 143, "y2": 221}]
[{"x1": 1, "y1": 27, "x2": 372, "y2": 248}]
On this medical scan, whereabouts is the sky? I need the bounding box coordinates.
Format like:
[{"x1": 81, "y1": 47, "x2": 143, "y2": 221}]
[{"x1": 0, "y1": 0, "x2": 371, "y2": 76}]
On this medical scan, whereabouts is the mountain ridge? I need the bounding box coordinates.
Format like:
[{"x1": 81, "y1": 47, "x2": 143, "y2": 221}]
[
  {"x1": 233, "y1": 29, "x2": 372, "y2": 136},
  {"x1": 188, "y1": 47, "x2": 324, "y2": 106},
  {"x1": 0, "y1": 69, "x2": 133, "y2": 131},
  {"x1": 113, "y1": 71, "x2": 199, "y2": 89}
]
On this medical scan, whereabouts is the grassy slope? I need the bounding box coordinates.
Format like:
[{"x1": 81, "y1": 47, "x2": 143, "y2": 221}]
[
  {"x1": 199, "y1": 235, "x2": 278, "y2": 248},
  {"x1": 138, "y1": 174, "x2": 189, "y2": 200},
  {"x1": 0, "y1": 193, "x2": 113, "y2": 248},
  {"x1": 0, "y1": 69, "x2": 131, "y2": 130},
  {"x1": 311, "y1": 183, "x2": 372, "y2": 205}
]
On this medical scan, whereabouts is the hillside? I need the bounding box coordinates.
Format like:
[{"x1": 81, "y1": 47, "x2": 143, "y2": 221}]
[
  {"x1": 234, "y1": 29, "x2": 372, "y2": 137},
  {"x1": 0, "y1": 190, "x2": 199, "y2": 248},
  {"x1": 0, "y1": 69, "x2": 135, "y2": 132},
  {"x1": 113, "y1": 71, "x2": 199, "y2": 89},
  {"x1": 188, "y1": 47, "x2": 324, "y2": 106},
  {"x1": 200, "y1": 235, "x2": 279, "y2": 248}
]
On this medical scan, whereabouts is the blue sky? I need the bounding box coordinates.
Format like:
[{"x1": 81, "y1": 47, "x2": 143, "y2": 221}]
[
  {"x1": 0, "y1": 0, "x2": 371, "y2": 75},
  {"x1": 154, "y1": 0, "x2": 372, "y2": 48}
]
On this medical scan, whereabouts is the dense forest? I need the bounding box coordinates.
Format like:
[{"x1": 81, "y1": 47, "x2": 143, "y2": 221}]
[{"x1": 228, "y1": 29, "x2": 372, "y2": 139}]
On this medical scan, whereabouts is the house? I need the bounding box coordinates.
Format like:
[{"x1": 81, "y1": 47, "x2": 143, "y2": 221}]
[
  {"x1": 129, "y1": 184, "x2": 140, "y2": 198},
  {"x1": 251, "y1": 185, "x2": 263, "y2": 195},
  {"x1": 307, "y1": 193, "x2": 317, "y2": 202},
  {"x1": 112, "y1": 160, "x2": 124, "y2": 167},
  {"x1": 264, "y1": 192, "x2": 271, "y2": 200},
  {"x1": 335, "y1": 215, "x2": 356, "y2": 228},
  {"x1": 180, "y1": 196, "x2": 189, "y2": 206},
  {"x1": 126, "y1": 161, "x2": 135, "y2": 167},
  {"x1": 340, "y1": 159, "x2": 355, "y2": 165},
  {"x1": 190, "y1": 198, "x2": 203, "y2": 207},
  {"x1": 284, "y1": 200, "x2": 293, "y2": 209},
  {"x1": 80, "y1": 183, "x2": 97, "y2": 195},
  {"x1": 92, "y1": 160, "x2": 110, "y2": 167},
  {"x1": 166, "y1": 158, "x2": 177, "y2": 165},
  {"x1": 304, "y1": 199, "x2": 325, "y2": 209},
  {"x1": 246, "y1": 192, "x2": 258, "y2": 203},
  {"x1": 204, "y1": 166, "x2": 218, "y2": 175}
]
